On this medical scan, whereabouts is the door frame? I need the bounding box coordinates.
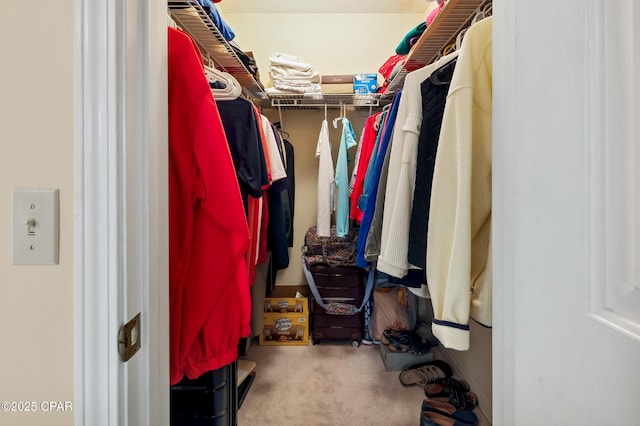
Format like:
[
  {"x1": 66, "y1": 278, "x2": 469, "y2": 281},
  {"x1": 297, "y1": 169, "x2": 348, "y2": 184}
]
[
  {"x1": 491, "y1": 0, "x2": 515, "y2": 422},
  {"x1": 74, "y1": 0, "x2": 168, "y2": 424}
]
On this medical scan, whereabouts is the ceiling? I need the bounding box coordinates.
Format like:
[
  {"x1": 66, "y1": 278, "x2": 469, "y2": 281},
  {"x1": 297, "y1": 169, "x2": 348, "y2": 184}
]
[{"x1": 216, "y1": 0, "x2": 435, "y2": 14}]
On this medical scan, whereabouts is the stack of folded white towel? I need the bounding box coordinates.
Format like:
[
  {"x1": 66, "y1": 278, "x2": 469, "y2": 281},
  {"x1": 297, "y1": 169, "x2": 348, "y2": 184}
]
[{"x1": 266, "y1": 52, "x2": 321, "y2": 95}]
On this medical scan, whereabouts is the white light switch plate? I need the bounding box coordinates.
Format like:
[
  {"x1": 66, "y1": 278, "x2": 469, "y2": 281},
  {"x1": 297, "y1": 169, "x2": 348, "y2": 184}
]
[{"x1": 12, "y1": 189, "x2": 60, "y2": 265}]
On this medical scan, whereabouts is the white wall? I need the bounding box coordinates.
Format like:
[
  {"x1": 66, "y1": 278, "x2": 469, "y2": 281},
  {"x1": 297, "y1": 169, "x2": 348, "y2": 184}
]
[
  {"x1": 262, "y1": 108, "x2": 371, "y2": 287},
  {"x1": 0, "y1": 2, "x2": 75, "y2": 426},
  {"x1": 220, "y1": 11, "x2": 429, "y2": 86}
]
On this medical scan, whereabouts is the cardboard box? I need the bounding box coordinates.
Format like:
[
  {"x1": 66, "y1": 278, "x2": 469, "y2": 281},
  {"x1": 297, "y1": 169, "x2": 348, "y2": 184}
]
[
  {"x1": 353, "y1": 73, "x2": 378, "y2": 94},
  {"x1": 321, "y1": 75, "x2": 355, "y2": 94},
  {"x1": 321, "y1": 74, "x2": 354, "y2": 84},
  {"x1": 379, "y1": 341, "x2": 433, "y2": 371},
  {"x1": 322, "y1": 83, "x2": 355, "y2": 94},
  {"x1": 263, "y1": 297, "x2": 308, "y2": 313},
  {"x1": 270, "y1": 285, "x2": 308, "y2": 298},
  {"x1": 259, "y1": 297, "x2": 309, "y2": 346}
]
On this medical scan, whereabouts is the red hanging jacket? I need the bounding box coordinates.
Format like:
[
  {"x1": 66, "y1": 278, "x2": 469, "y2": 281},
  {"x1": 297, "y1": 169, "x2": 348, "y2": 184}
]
[{"x1": 168, "y1": 27, "x2": 251, "y2": 385}]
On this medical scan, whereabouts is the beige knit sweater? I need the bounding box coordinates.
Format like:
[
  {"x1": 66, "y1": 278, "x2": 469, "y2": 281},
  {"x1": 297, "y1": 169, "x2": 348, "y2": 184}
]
[{"x1": 427, "y1": 16, "x2": 493, "y2": 351}]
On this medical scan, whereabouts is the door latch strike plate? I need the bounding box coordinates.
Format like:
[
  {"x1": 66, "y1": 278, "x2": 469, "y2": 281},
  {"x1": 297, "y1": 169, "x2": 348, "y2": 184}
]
[{"x1": 118, "y1": 313, "x2": 141, "y2": 362}]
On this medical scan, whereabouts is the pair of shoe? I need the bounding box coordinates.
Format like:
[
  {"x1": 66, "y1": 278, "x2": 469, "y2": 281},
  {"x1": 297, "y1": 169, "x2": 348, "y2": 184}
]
[
  {"x1": 383, "y1": 329, "x2": 432, "y2": 354},
  {"x1": 399, "y1": 359, "x2": 453, "y2": 387},
  {"x1": 424, "y1": 377, "x2": 478, "y2": 411},
  {"x1": 419, "y1": 399, "x2": 478, "y2": 426}
]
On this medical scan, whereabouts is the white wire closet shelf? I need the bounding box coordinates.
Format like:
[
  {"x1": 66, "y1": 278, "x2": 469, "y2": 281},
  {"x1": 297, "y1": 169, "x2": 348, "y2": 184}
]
[
  {"x1": 382, "y1": 0, "x2": 491, "y2": 101},
  {"x1": 268, "y1": 93, "x2": 380, "y2": 109},
  {"x1": 168, "y1": 0, "x2": 268, "y2": 100}
]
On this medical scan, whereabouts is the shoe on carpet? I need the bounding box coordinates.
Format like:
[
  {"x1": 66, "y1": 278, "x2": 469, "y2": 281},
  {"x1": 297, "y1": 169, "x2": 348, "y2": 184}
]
[
  {"x1": 399, "y1": 359, "x2": 452, "y2": 387},
  {"x1": 421, "y1": 399, "x2": 478, "y2": 425},
  {"x1": 420, "y1": 410, "x2": 477, "y2": 426},
  {"x1": 424, "y1": 378, "x2": 478, "y2": 411}
]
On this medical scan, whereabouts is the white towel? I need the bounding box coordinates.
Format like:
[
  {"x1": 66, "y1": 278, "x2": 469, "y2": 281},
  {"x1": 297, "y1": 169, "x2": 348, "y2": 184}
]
[
  {"x1": 268, "y1": 52, "x2": 314, "y2": 72},
  {"x1": 270, "y1": 67, "x2": 321, "y2": 83},
  {"x1": 271, "y1": 78, "x2": 319, "y2": 88},
  {"x1": 266, "y1": 83, "x2": 322, "y2": 94}
]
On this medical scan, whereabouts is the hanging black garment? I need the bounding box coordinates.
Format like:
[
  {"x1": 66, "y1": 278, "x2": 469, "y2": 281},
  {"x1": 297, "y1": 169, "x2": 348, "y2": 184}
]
[
  {"x1": 282, "y1": 139, "x2": 295, "y2": 248},
  {"x1": 216, "y1": 98, "x2": 269, "y2": 215},
  {"x1": 267, "y1": 125, "x2": 290, "y2": 270},
  {"x1": 407, "y1": 59, "x2": 457, "y2": 268}
]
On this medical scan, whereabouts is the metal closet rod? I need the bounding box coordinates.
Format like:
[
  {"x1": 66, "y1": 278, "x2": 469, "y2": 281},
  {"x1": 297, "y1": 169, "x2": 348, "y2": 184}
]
[{"x1": 269, "y1": 98, "x2": 380, "y2": 109}]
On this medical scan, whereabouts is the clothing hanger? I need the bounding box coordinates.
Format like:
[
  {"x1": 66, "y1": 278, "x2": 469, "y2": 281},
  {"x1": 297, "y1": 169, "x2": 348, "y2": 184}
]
[
  {"x1": 482, "y1": 2, "x2": 492, "y2": 17},
  {"x1": 273, "y1": 121, "x2": 290, "y2": 139},
  {"x1": 332, "y1": 102, "x2": 344, "y2": 128},
  {"x1": 442, "y1": 43, "x2": 456, "y2": 56},
  {"x1": 471, "y1": 5, "x2": 486, "y2": 25},
  {"x1": 278, "y1": 129, "x2": 290, "y2": 140},
  {"x1": 455, "y1": 27, "x2": 469, "y2": 51},
  {"x1": 204, "y1": 65, "x2": 242, "y2": 100},
  {"x1": 214, "y1": 76, "x2": 242, "y2": 100},
  {"x1": 204, "y1": 65, "x2": 233, "y2": 87},
  {"x1": 374, "y1": 105, "x2": 389, "y2": 131},
  {"x1": 204, "y1": 64, "x2": 226, "y2": 83},
  {"x1": 430, "y1": 57, "x2": 458, "y2": 85},
  {"x1": 278, "y1": 105, "x2": 284, "y2": 133},
  {"x1": 324, "y1": 104, "x2": 328, "y2": 122}
]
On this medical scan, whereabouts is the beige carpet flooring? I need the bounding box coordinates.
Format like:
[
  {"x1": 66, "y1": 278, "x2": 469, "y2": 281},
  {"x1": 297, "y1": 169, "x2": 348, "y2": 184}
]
[{"x1": 238, "y1": 341, "x2": 489, "y2": 426}]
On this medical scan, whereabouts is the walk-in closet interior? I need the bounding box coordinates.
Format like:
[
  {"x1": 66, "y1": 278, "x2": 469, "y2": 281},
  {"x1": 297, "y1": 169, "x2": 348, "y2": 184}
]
[{"x1": 168, "y1": 0, "x2": 492, "y2": 424}]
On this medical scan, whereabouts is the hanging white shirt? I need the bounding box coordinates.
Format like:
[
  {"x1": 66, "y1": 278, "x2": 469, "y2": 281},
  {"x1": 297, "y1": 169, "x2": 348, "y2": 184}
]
[
  {"x1": 260, "y1": 114, "x2": 287, "y2": 183},
  {"x1": 316, "y1": 119, "x2": 335, "y2": 237}
]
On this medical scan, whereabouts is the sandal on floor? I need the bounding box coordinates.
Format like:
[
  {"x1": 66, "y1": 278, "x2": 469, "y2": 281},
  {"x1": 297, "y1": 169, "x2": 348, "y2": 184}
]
[
  {"x1": 386, "y1": 330, "x2": 432, "y2": 354},
  {"x1": 386, "y1": 332, "x2": 414, "y2": 353},
  {"x1": 388, "y1": 340, "x2": 412, "y2": 353},
  {"x1": 421, "y1": 399, "x2": 478, "y2": 425},
  {"x1": 399, "y1": 360, "x2": 452, "y2": 387},
  {"x1": 382, "y1": 328, "x2": 406, "y2": 345}
]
